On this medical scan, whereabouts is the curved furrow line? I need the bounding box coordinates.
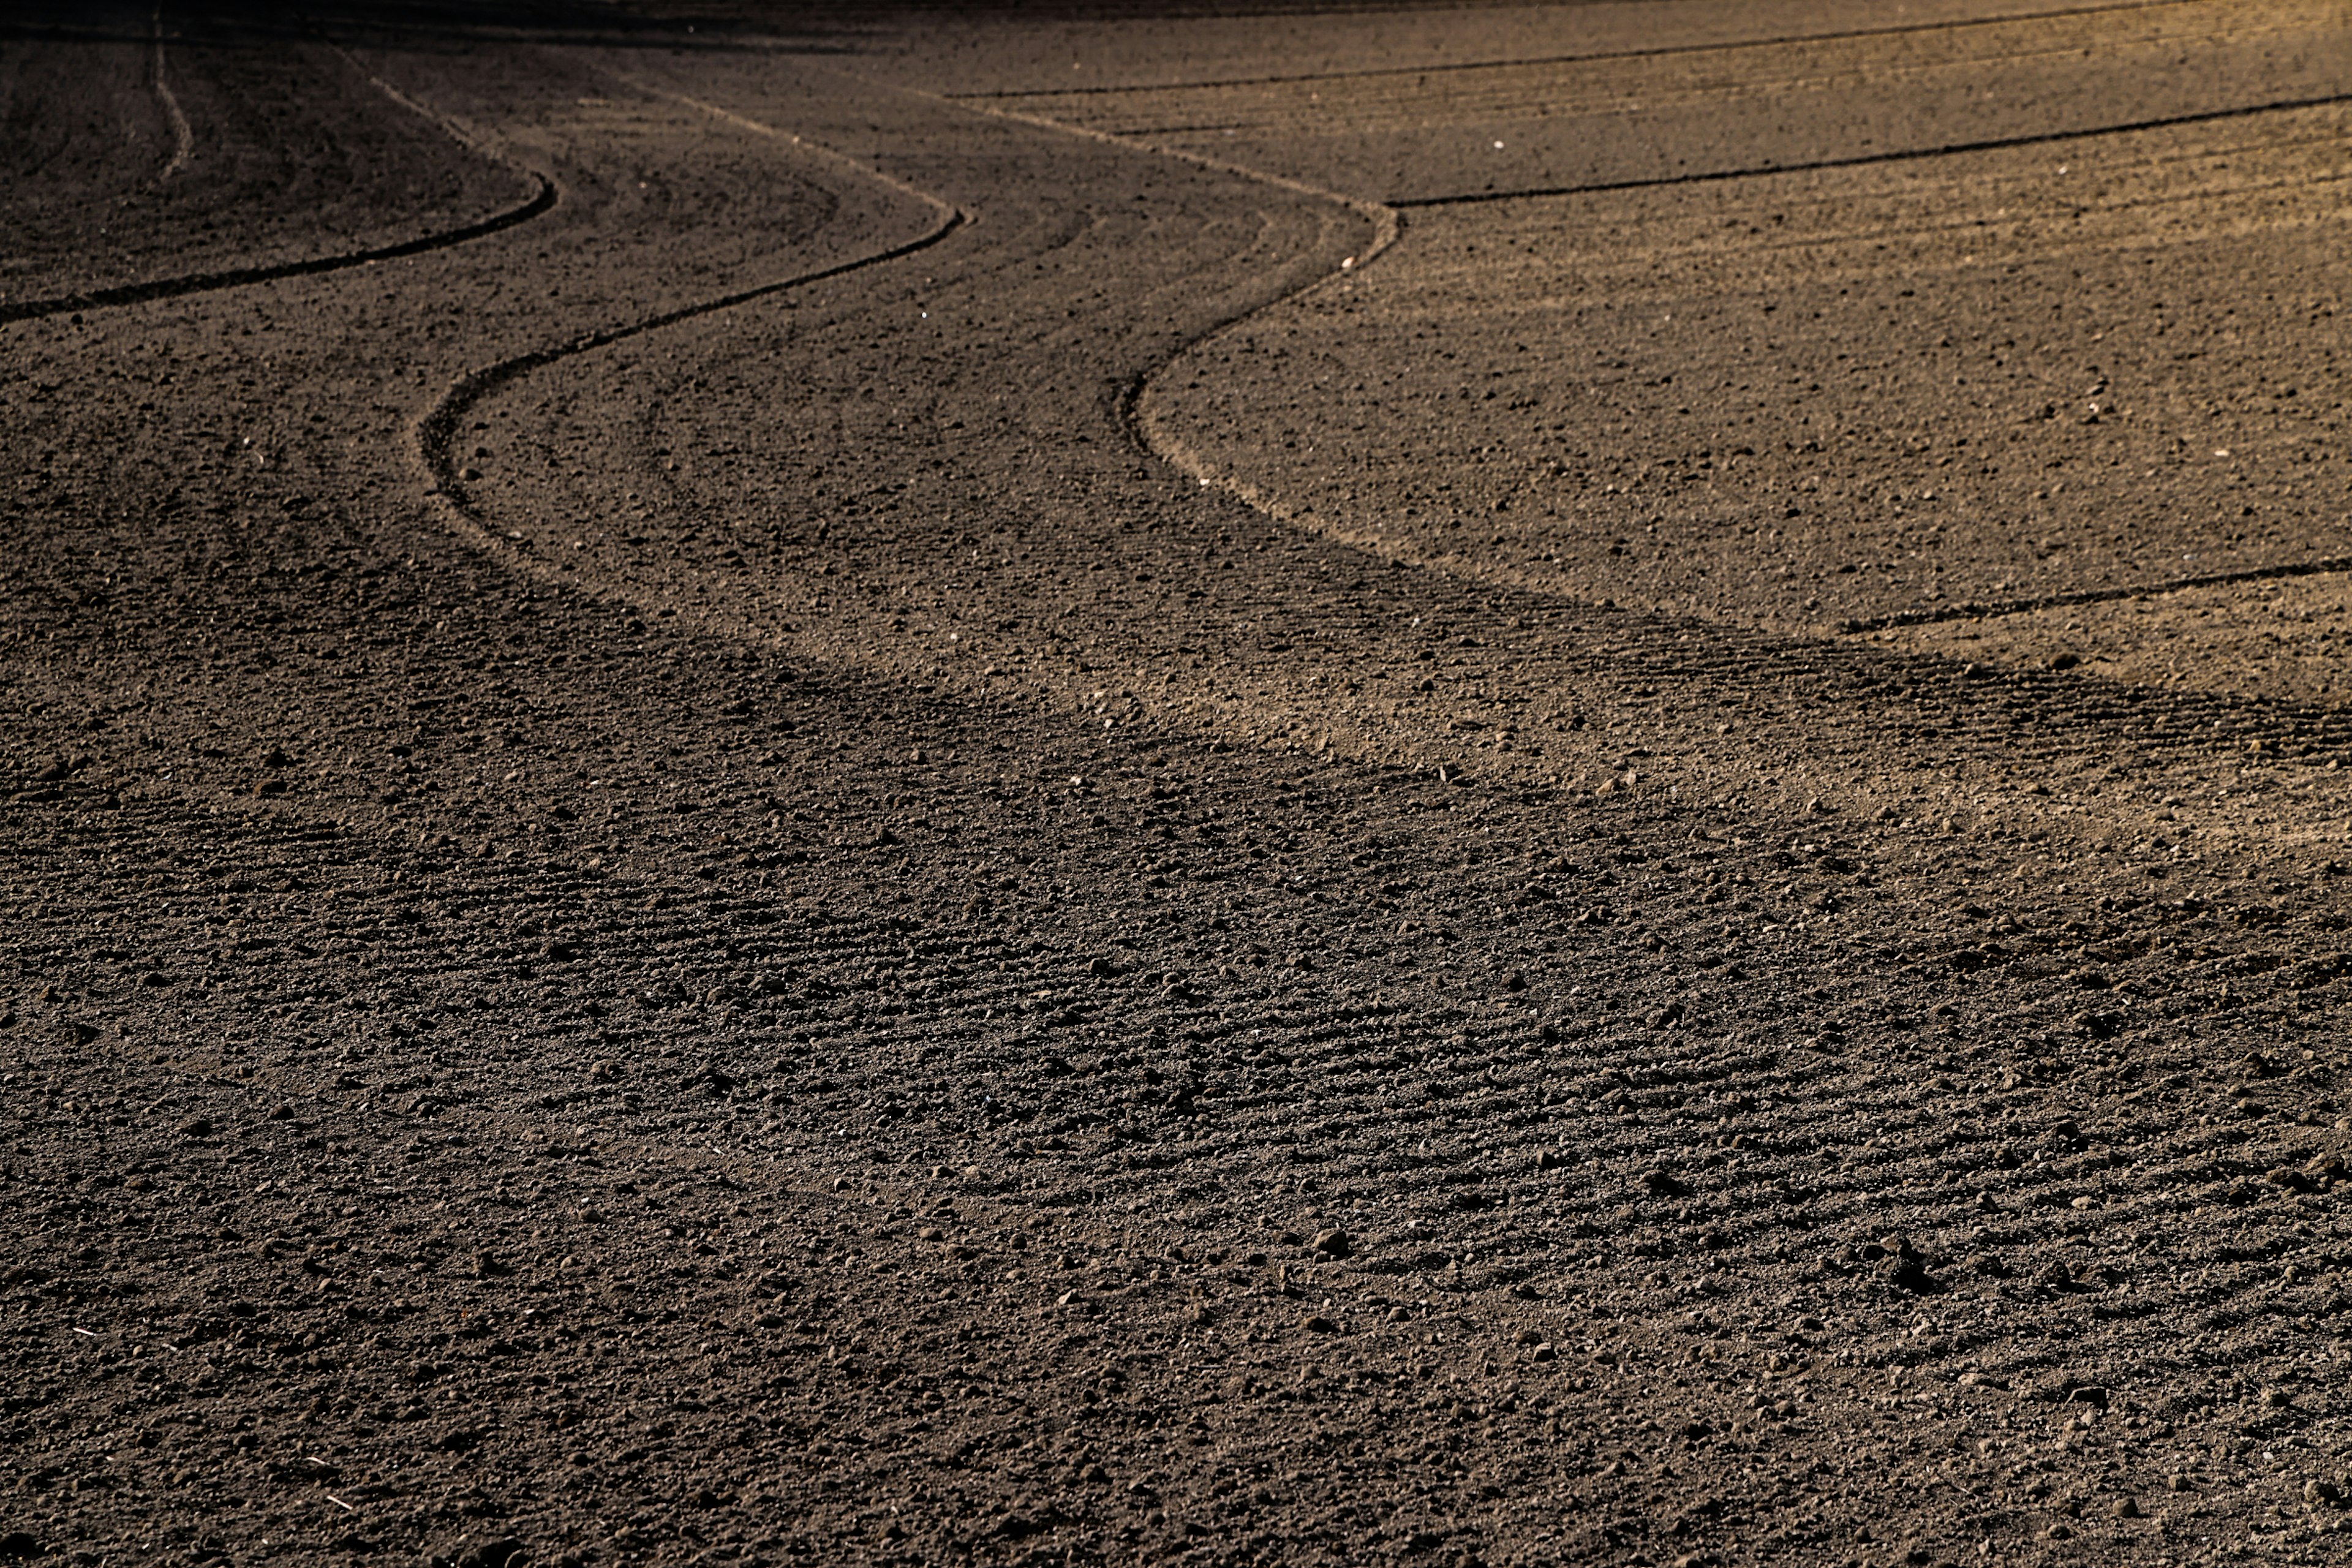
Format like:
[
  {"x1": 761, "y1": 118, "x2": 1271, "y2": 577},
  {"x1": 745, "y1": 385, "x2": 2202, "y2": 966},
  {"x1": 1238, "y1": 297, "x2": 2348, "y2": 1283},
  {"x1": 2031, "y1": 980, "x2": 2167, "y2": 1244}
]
[
  {"x1": 0, "y1": 37, "x2": 554, "y2": 326},
  {"x1": 424, "y1": 215, "x2": 960, "y2": 471},
  {"x1": 461, "y1": 78, "x2": 2277, "y2": 859},
  {"x1": 417, "y1": 201, "x2": 965, "y2": 550},
  {"x1": 412, "y1": 83, "x2": 965, "y2": 609},
  {"x1": 1392, "y1": 88, "x2": 2352, "y2": 209},
  {"x1": 147, "y1": 4, "x2": 192, "y2": 184},
  {"x1": 1015, "y1": 80, "x2": 2345, "y2": 704},
  {"x1": 954, "y1": 90, "x2": 1400, "y2": 279},
  {"x1": 0, "y1": 173, "x2": 556, "y2": 326},
  {"x1": 950, "y1": 0, "x2": 2199, "y2": 100},
  {"x1": 17, "y1": 18, "x2": 2352, "y2": 1564},
  {"x1": 1028, "y1": 93, "x2": 2352, "y2": 860}
]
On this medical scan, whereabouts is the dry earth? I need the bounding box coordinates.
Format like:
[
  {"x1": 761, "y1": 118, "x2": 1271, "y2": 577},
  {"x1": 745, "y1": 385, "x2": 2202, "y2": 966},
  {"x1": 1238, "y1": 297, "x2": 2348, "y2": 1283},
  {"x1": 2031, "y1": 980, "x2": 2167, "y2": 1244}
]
[{"x1": 6, "y1": 4, "x2": 2352, "y2": 1567}]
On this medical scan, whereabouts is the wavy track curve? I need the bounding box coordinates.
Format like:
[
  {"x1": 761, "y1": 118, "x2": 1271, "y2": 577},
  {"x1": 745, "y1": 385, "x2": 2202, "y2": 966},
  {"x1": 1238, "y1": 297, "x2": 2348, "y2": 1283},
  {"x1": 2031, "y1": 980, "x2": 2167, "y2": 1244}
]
[
  {"x1": 147, "y1": 4, "x2": 193, "y2": 184},
  {"x1": 0, "y1": 175, "x2": 555, "y2": 326},
  {"x1": 930, "y1": 94, "x2": 1406, "y2": 565},
  {"x1": 949, "y1": 0, "x2": 2198, "y2": 100},
  {"x1": 1098, "y1": 89, "x2": 2352, "y2": 632},
  {"x1": 413, "y1": 152, "x2": 964, "y2": 606},
  {"x1": 1394, "y1": 87, "x2": 2352, "y2": 209},
  {"x1": 0, "y1": 37, "x2": 554, "y2": 326}
]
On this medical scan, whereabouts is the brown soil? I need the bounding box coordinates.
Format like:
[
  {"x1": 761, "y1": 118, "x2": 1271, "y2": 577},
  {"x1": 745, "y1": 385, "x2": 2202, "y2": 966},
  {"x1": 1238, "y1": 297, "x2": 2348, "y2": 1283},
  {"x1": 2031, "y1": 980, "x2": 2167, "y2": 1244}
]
[{"x1": 6, "y1": 4, "x2": 2352, "y2": 1567}]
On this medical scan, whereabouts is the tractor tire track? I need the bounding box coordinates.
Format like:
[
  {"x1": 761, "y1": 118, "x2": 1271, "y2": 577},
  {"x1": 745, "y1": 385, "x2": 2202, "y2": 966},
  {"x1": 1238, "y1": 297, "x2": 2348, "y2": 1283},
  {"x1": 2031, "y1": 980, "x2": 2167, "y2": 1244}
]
[
  {"x1": 11, "y1": 12, "x2": 2352, "y2": 1568},
  {"x1": 146, "y1": 4, "x2": 192, "y2": 184},
  {"x1": 412, "y1": 68, "x2": 965, "y2": 621},
  {"x1": 0, "y1": 174, "x2": 554, "y2": 325},
  {"x1": 950, "y1": 0, "x2": 2209, "y2": 101},
  {"x1": 1, "y1": 35, "x2": 553, "y2": 325},
  {"x1": 1392, "y1": 88, "x2": 2352, "y2": 210}
]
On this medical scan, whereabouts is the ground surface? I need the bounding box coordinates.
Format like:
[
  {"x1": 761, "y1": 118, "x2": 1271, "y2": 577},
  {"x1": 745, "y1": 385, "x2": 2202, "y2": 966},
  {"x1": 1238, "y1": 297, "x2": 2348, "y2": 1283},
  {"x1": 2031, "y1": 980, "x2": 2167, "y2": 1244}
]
[{"x1": 6, "y1": 3, "x2": 2352, "y2": 1566}]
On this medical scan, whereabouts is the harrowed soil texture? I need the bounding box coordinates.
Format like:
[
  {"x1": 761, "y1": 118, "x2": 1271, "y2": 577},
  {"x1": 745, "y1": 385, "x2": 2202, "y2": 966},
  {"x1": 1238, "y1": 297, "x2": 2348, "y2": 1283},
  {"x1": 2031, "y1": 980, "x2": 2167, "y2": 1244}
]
[{"x1": 6, "y1": 3, "x2": 2352, "y2": 1566}]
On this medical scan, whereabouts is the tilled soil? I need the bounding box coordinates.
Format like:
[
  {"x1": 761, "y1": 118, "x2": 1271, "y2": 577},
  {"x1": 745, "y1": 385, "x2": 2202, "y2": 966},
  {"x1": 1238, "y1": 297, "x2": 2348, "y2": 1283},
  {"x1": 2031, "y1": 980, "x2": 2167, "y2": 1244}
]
[{"x1": 6, "y1": 4, "x2": 2352, "y2": 1567}]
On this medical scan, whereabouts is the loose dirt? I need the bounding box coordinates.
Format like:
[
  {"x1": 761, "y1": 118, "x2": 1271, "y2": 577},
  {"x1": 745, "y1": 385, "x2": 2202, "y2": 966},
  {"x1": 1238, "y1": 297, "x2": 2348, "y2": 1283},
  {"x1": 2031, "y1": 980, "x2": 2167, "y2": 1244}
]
[{"x1": 6, "y1": 4, "x2": 2352, "y2": 1567}]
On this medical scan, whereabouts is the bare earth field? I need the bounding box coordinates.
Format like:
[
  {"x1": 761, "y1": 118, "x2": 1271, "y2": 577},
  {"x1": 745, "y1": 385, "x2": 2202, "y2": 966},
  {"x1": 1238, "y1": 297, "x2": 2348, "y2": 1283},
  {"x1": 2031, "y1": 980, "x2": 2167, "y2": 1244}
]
[{"x1": 6, "y1": 3, "x2": 2352, "y2": 1565}]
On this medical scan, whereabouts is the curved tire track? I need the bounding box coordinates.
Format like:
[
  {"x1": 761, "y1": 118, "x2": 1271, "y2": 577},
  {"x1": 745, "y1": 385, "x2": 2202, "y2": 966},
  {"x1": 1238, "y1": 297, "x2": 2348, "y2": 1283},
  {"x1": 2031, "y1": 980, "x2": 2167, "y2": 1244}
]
[
  {"x1": 1393, "y1": 88, "x2": 2352, "y2": 209},
  {"x1": 1, "y1": 37, "x2": 553, "y2": 326},
  {"x1": 415, "y1": 162, "x2": 964, "y2": 602},
  {"x1": 951, "y1": 0, "x2": 2201, "y2": 100},
  {"x1": 941, "y1": 92, "x2": 1403, "y2": 519},
  {"x1": 0, "y1": 175, "x2": 554, "y2": 326},
  {"x1": 12, "y1": 19, "x2": 2352, "y2": 1566},
  {"x1": 1094, "y1": 86, "x2": 2352, "y2": 751},
  {"x1": 147, "y1": 4, "x2": 193, "y2": 184},
  {"x1": 1841, "y1": 552, "x2": 2352, "y2": 636},
  {"x1": 992, "y1": 53, "x2": 2350, "y2": 634}
]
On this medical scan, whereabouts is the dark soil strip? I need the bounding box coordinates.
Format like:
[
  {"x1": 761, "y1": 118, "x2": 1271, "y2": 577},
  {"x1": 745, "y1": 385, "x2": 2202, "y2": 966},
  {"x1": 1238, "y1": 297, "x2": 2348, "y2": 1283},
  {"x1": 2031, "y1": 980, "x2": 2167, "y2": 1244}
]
[
  {"x1": 0, "y1": 173, "x2": 555, "y2": 325},
  {"x1": 1392, "y1": 90, "x2": 2352, "y2": 209}
]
